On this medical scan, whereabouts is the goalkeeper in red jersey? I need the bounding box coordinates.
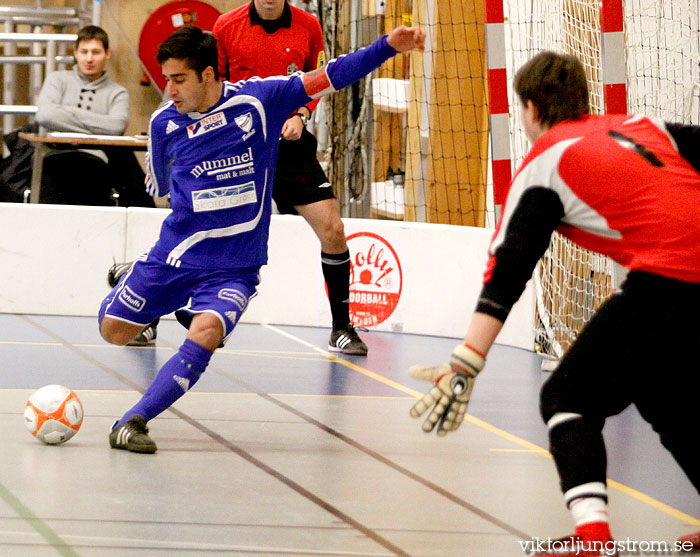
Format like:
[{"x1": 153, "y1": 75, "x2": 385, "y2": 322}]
[
  {"x1": 409, "y1": 51, "x2": 700, "y2": 556},
  {"x1": 213, "y1": 0, "x2": 367, "y2": 355}
]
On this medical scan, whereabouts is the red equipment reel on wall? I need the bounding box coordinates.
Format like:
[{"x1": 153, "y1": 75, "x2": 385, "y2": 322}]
[{"x1": 138, "y1": 1, "x2": 221, "y2": 93}]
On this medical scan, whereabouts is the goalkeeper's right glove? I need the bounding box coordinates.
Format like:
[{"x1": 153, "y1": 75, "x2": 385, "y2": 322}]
[{"x1": 409, "y1": 343, "x2": 485, "y2": 437}]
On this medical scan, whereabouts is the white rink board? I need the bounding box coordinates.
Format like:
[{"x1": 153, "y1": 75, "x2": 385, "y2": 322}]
[
  {"x1": 0, "y1": 203, "x2": 535, "y2": 350},
  {"x1": 0, "y1": 203, "x2": 126, "y2": 316}
]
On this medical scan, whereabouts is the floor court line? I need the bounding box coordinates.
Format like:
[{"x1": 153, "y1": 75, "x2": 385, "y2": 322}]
[
  {"x1": 172, "y1": 331, "x2": 534, "y2": 541},
  {"x1": 44, "y1": 315, "x2": 698, "y2": 531},
  {"x1": 265, "y1": 322, "x2": 700, "y2": 527},
  {"x1": 16, "y1": 315, "x2": 700, "y2": 542},
  {"x1": 0, "y1": 482, "x2": 78, "y2": 557},
  {"x1": 160, "y1": 404, "x2": 412, "y2": 557},
  {"x1": 20, "y1": 315, "x2": 411, "y2": 557},
  {"x1": 36, "y1": 315, "x2": 535, "y2": 544},
  {"x1": 3, "y1": 388, "x2": 409, "y2": 401},
  {"x1": 0, "y1": 340, "x2": 63, "y2": 347},
  {"x1": 263, "y1": 324, "x2": 422, "y2": 397}
]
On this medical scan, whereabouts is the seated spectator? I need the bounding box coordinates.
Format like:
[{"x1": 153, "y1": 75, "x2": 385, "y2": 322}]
[{"x1": 35, "y1": 25, "x2": 153, "y2": 207}]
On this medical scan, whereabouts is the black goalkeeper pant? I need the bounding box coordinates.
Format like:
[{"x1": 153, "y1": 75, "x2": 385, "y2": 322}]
[{"x1": 540, "y1": 270, "x2": 700, "y2": 502}]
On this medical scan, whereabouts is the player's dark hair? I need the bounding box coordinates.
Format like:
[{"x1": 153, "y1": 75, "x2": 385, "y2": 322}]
[
  {"x1": 76, "y1": 25, "x2": 109, "y2": 50},
  {"x1": 514, "y1": 51, "x2": 590, "y2": 128},
  {"x1": 157, "y1": 25, "x2": 219, "y2": 81}
]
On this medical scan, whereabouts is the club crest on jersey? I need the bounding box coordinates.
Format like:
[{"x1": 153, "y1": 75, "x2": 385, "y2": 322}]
[
  {"x1": 187, "y1": 111, "x2": 227, "y2": 139},
  {"x1": 234, "y1": 112, "x2": 256, "y2": 141},
  {"x1": 286, "y1": 62, "x2": 298, "y2": 75}
]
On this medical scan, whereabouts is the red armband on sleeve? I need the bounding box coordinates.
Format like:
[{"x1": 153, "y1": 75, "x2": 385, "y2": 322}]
[{"x1": 301, "y1": 68, "x2": 335, "y2": 99}]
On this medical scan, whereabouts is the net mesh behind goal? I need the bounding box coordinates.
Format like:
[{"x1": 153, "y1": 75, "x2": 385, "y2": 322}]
[
  {"x1": 502, "y1": 0, "x2": 700, "y2": 359},
  {"x1": 320, "y1": 0, "x2": 491, "y2": 226}
]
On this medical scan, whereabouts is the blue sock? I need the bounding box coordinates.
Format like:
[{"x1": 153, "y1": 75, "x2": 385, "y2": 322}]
[{"x1": 115, "y1": 339, "x2": 212, "y2": 427}]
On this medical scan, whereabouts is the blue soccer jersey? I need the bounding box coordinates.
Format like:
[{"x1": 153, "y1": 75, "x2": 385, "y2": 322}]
[{"x1": 145, "y1": 35, "x2": 397, "y2": 270}]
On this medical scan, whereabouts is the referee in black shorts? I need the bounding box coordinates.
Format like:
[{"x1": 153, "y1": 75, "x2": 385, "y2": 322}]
[{"x1": 272, "y1": 116, "x2": 368, "y2": 356}]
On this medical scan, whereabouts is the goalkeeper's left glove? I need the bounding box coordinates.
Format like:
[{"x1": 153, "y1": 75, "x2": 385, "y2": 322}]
[{"x1": 409, "y1": 343, "x2": 485, "y2": 437}]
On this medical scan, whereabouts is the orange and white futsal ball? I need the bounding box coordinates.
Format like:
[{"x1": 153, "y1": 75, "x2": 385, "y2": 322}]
[{"x1": 24, "y1": 385, "x2": 84, "y2": 445}]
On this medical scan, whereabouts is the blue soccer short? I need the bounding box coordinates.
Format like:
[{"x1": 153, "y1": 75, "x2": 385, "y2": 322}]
[{"x1": 102, "y1": 253, "x2": 259, "y2": 343}]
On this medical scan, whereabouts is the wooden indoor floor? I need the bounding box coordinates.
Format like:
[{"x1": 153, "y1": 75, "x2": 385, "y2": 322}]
[{"x1": 0, "y1": 314, "x2": 698, "y2": 556}]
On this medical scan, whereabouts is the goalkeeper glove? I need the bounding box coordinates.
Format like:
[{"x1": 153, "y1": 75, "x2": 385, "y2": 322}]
[{"x1": 409, "y1": 343, "x2": 485, "y2": 436}]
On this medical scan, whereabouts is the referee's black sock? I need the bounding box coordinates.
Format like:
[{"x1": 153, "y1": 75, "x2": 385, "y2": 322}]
[{"x1": 321, "y1": 250, "x2": 351, "y2": 331}]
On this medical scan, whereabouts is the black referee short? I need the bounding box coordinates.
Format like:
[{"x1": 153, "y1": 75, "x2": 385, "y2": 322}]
[{"x1": 272, "y1": 128, "x2": 334, "y2": 215}]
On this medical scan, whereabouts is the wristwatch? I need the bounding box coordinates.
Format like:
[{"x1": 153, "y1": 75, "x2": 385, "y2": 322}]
[{"x1": 294, "y1": 112, "x2": 309, "y2": 126}]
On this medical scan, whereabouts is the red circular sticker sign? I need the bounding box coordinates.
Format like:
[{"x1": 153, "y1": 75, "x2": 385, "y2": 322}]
[{"x1": 347, "y1": 232, "x2": 403, "y2": 327}]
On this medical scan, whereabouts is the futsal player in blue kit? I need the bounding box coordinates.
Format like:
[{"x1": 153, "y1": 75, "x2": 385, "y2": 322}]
[{"x1": 98, "y1": 24, "x2": 426, "y2": 453}]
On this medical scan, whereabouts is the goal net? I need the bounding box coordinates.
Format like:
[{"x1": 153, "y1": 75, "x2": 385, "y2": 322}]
[
  {"x1": 310, "y1": 0, "x2": 699, "y2": 356},
  {"x1": 502, "y1": 0, "x2": 700, "y2": 360},
  {"x1": 316, "y1": 0, "x2": 491, "y2": 226}
]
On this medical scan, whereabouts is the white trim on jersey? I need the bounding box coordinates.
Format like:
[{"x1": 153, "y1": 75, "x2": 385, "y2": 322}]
[
  {"x1": 224, "y1": 80, "x2": 244, "y2": 94},
  {"x1": 165, "y1": 169, "x2": 270, "y2": 267},
  {"x1": 146, "y1": 100, "x2": 175, "y2": 198},
  {"x1": 491, "y1": 137, "x2": 623, "y2": 255}
]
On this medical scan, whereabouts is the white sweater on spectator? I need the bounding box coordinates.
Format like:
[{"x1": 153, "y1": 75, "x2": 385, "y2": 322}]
[{"x1": 36, "y1": 68, "x2": 129, "y2": 162}]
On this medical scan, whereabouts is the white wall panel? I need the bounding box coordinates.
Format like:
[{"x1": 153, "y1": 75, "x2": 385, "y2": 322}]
[
  {"x1": 0, "y1": 204, "x2": 535, "y2": 350},
  {"x1": 0, "y1": 203, "x2": 126, "y2": 316}
]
